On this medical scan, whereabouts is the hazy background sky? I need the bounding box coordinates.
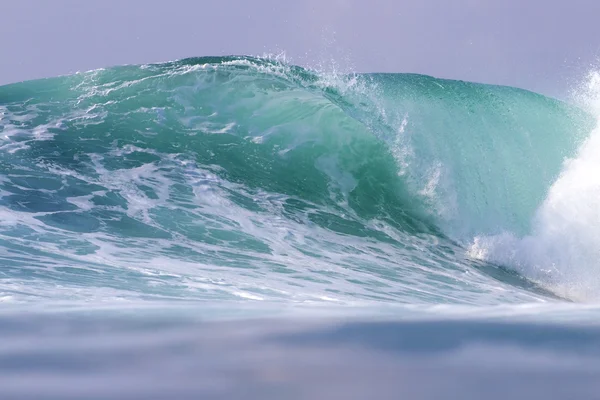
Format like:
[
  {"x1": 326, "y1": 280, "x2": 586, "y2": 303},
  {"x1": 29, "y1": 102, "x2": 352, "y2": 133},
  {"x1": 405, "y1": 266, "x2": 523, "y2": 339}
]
[{"x1": 2, "y1": 0, "x2": 600, "y2": 97}]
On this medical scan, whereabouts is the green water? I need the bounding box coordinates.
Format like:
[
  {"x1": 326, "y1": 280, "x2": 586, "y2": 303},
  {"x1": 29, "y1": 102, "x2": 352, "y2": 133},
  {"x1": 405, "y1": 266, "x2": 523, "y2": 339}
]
[{"x1": 0, "y1": 56, "x2": 595, "y2": 306}]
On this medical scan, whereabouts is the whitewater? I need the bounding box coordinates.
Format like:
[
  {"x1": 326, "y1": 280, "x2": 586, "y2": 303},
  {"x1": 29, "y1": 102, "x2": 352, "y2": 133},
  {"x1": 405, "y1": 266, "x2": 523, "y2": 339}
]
[{"x1": 1, "y1": 56, "x2": 600, "y2": 399}]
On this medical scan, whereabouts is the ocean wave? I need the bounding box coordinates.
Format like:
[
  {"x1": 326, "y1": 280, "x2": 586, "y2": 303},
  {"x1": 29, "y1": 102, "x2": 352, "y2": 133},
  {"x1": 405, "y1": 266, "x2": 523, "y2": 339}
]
[{"x1": 0, "y1": 56, "x2": 596, "y2": 304}]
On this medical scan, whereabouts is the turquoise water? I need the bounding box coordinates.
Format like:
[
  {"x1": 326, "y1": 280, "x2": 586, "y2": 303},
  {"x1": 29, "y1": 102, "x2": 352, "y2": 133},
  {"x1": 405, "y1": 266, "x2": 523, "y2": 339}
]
[
  {"x1": 2, "y1": 56, "x2": 600, "y2": 398},
  {"x1": 0, "y1": 56, "x2": 595, "y2": 306}
]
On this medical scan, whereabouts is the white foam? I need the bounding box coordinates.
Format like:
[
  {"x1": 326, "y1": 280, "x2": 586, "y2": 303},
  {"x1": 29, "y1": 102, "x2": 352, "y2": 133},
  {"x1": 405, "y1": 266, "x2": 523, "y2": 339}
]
[{"x1": 470, "y1": 71, "x2": 600, "y2": 301}]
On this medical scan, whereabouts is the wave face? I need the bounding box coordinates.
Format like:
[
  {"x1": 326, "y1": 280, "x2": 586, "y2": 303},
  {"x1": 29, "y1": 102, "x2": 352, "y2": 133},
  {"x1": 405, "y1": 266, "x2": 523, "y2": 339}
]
[{"x1": 0, "y1": 56, "x2": 595, "y2": 307}]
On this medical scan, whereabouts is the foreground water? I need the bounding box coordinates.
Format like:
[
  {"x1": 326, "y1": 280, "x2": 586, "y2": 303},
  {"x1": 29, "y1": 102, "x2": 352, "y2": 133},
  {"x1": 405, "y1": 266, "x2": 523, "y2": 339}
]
[{"x1": 1, "y1": 56, "x2": 600, "y2": 398}]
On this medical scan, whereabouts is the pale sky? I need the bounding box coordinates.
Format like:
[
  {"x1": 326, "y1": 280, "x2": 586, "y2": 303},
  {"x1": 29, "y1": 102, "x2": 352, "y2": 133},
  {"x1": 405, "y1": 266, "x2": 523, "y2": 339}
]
[{"x1": 2, "y1": 0, "x2": 600, "y2": 97}]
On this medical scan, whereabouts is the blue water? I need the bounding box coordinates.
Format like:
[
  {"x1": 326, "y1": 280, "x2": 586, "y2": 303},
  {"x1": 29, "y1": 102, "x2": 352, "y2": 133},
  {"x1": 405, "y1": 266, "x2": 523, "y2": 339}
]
[{"x1": 1, "y1": 56, "x2": 600, "y2": 398}]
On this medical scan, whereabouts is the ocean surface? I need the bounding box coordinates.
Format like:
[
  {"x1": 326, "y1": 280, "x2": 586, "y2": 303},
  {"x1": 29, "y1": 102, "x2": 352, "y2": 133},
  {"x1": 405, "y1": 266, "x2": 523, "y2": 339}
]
[{"x1": 2, "y1": 56, "x2": 600, "y2": 398}]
